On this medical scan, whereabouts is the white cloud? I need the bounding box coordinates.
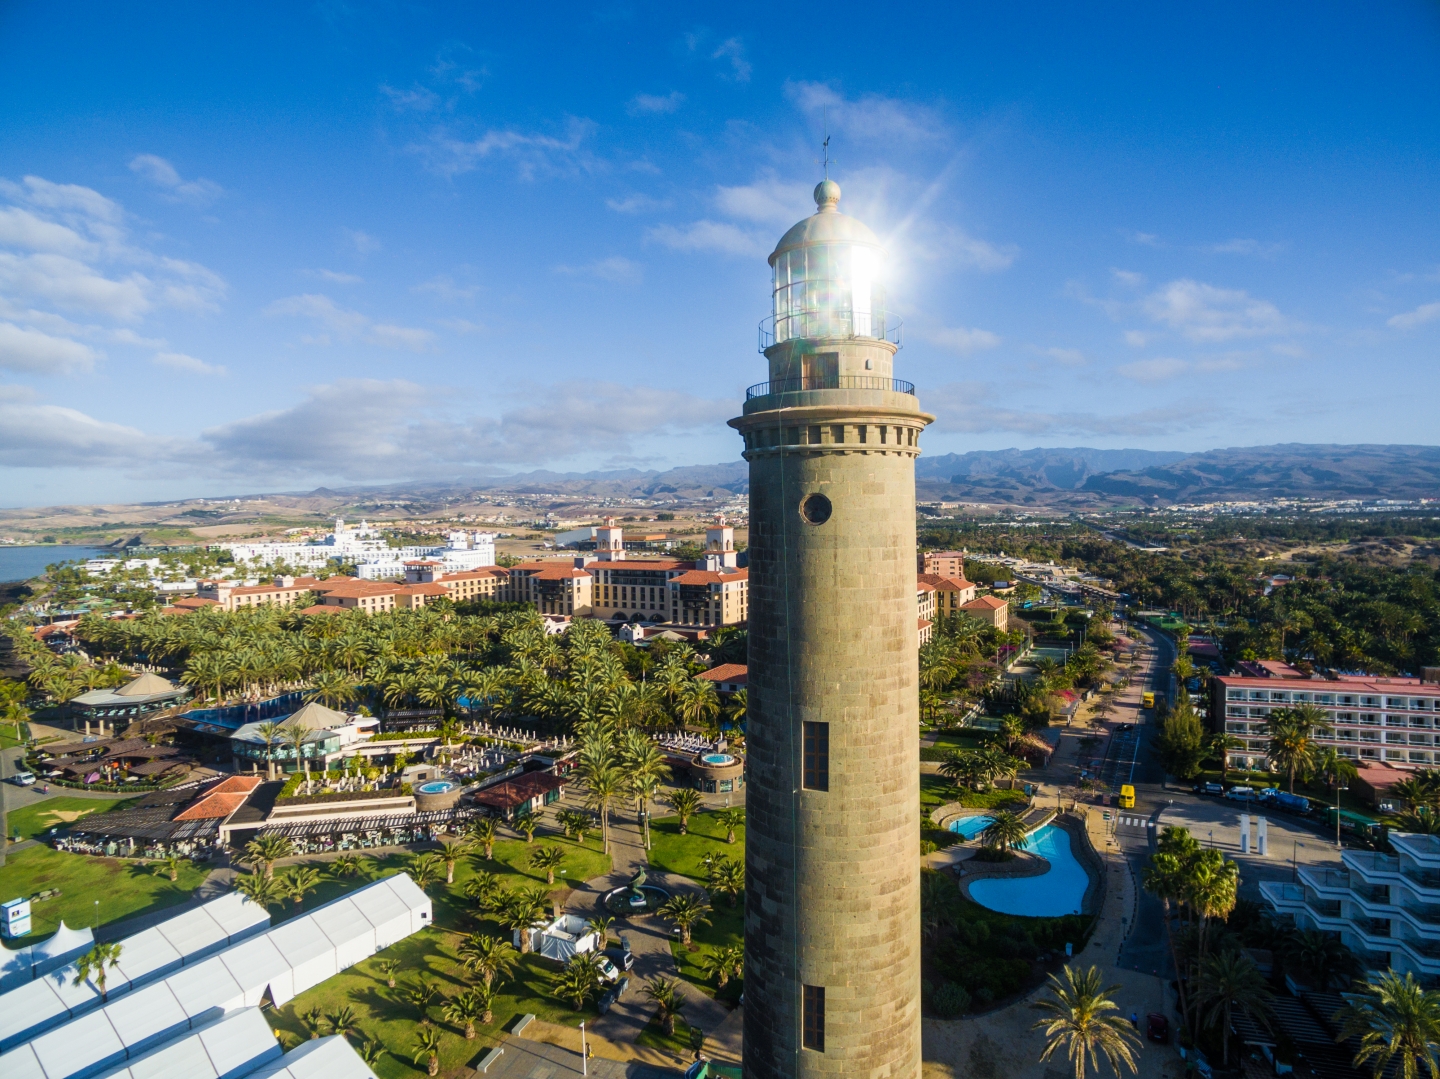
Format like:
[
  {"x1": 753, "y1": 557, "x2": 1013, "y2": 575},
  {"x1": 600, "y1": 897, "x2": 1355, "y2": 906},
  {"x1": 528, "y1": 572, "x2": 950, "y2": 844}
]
[
  {"x1": 714, "y1": 177, "x2": 813, "y2": 228},
  {"x1": 128, "y1": 154, "x2": 224, "y2": 205},
  {"x1": 1204, "y1": 238, "x2": 1284, "y2": 257},
  {"x1": 926, "y1": 380, "x2": 1215, "y2": 437},
  {"x1": 0, "y1": 207, "x2": 92, "y2": 256},
  {"x1": 412, "y1": 275, "x2": 479, "y2": 302},
  {"x1": 645, "y1": 220, "x2": 770, "y2": 259},
  {"x1": 380, "y1": 83, "x2": 439, "y2": 112},
  {"x1": 1112, "y1": 269, "x2": 1145, "y2": 287},
  {"x1": 605, "y1": 194, "x2": 669, "y2": 214},
  {"x1": 0, "y1": 252, "x2": 151, "y2": 320},
  {"x1": 1043, "y1": 347, "x2": 1086, "y2": 366},
  {"x1": 264, "y1": 293, "x2": 433, "y2": 351},
  {"x1": 438, "y1": 317, "x2": 485, "y2": 334},
  {"x1": 628, "y1": 92, "x2": 685, "y2": 115},
  {"x1": 555, "y1": 257, "x2": 641, "y2": 283},
  {"x1": 154, "y1": 351, "x2": 225, "y2": 376},
  {"x1": 787, "y1": 81, "x2": 945, "y2": 142},
  {"x1": 1123, "y1": 330, "x2": 1150, "y2": 347},
  {"x1": 0, "y1": 322, "x2": 98, "y2": 374},
  {"x1": 1388, "y1": 301, "x2": 1440, "y2": 330},
  {"x1": 0, "y1": 387, "x2": 182, "y2": 468},
  {"x1": 1142, "y1": 279, "x2": 1291, "y2": 342},
  {"x1": 417, "y1": 117, "x2": 596, "y2": 180},
  {"x1": 1117, "y1": 357, "x2": 1189, "y2": 382},
  {"x1": 309, "y1": 269, "x2": 363, "y2": 284},
  {"x1": 930, "y1": 326, "x2": 1001, "y2": 353},
  {"x1": 343, "y1": 228, "x2": 381, "y2": 256},
  {"x1": 947, "y1": 230, "x2": 1018, "y2": 273}
]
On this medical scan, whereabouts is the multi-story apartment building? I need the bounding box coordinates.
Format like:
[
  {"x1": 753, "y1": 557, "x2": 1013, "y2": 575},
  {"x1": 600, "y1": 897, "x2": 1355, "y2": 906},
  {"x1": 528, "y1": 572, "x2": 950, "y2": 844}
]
[
  {"x1": 403, "y1": 562, "x2": 508, "y2": 603},
  {"x1": 198, "y1": 574, "x2": 325, "y2": 611},
  {"x1": 919, "y1": 550, "x2": 968, "y2": 578},
  {"x1": 1212, "y1": 673, "x2": 1440, "y2": 772},
  {"x1": 917, "y1": 572, "x2": 977, "y2": 615},
  {"x1": 305, "y1": 579, "x2": 450, "y2": 612},
  {"x1": 1261, "y1": 831, "x2": 1440, "y2": 983},
  {"x1": 668, "y1": 567, "x2": 749, "y2": 627},
  {"x1": 588, "y1": 560, "x2": 690, "y2": 622}
]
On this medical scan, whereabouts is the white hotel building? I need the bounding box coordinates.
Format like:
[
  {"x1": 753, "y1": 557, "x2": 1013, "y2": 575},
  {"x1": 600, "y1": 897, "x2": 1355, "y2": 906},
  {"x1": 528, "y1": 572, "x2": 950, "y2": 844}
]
[{"x1": 1212, "y1": 672, "x2": 1440, "y2": 771}]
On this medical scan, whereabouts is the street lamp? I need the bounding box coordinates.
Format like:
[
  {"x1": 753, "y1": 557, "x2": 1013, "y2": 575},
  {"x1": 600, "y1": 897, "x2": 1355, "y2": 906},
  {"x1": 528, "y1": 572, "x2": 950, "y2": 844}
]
[{"x1": 1335, "y1": 783, "x2": 1349, "y2": 849}]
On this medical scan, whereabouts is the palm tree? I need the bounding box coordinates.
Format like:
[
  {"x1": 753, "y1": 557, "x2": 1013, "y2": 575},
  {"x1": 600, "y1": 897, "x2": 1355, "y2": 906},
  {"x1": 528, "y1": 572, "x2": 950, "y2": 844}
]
[
  {"x1": 306, "y1": 669, "x2": 358, "y2": 709},
  {"x1": 331, "y1": 854, "x2": 367, "y2": 879},
  {"x1": 529, "y1": 845, "x2": 566, "y2": 884},
  {"x1": 709, "y1": 857, "x2": 745, "y2": 907},
  {"x1": 281, "y1": 865, "x2": 322, "y2": 909},
  {"x1": 557, "y1": 808, "x2": 592, "y2": 842},
  {"x1": 643, "y1": 975, "x2": 688, "y2": 1036},
  {"x1": 438, "y1": 838, "x2": 471, "y2": 885},
  {"x1": 1332, "y1": 971, "x2": 1440, "y2": 1079},
  {"x1": 1266, "y1": 705, "x2": 1334, "y2": 794},
  {"x1": 700, "y1": 943, "x2": 744, "y2": 988},
  {"x1": 513, "y1": 810, "x2": 538, "y2": 844},
  {"x1": 586, "y1": 916, "x2": 616, "y2": 945},
  {"x1": 281, "y1": 721, "x2": 310, "y2": 781},
  {"x1": 1319, "y1": 747, "x2": 1359, "y2": 795},
  {"x1": 667, "y1": 787, "x2": 703, "y2": 834},
  {"x1": 408, "y1": 852, "x2": 445, "y2": 891},
  {"x1": 1141, "y1": 849, "x2": 1193, "y2": 1023},
  {"x1": 1196, "y1": 949, "x2": 1273, "y2": 1066},
  {"x1": 468, "y1": 816, "x2": 498, "y2": 860},
  {"x1": 235, "y1": 869, "x2": 286, "y2": 908},
  {"x1": 630, "y1": 773, "x2": 663, "y2": 849},
  {"x1": 585, "y1": 765, "x2": 624, "y2": 853},
  {"x1": 356, "y1": 1037, "x2": 387, "y2": 1069},
  {"x1": 494, "y1": 886, "x2": 550, "y2": 953},
  {"x1": 554, "y1": 956, "x2": 602, "y2": 1011},
  {"x1": 982, "y1": 811, "x2": 1030, "y2": 855},
  {"x1": 443, "y1": 988, "x2": 489, "y2": 1039},
  {"x1": 1284, "y1": 929, "x2": 1359, "y2": 991},
  {"x1": 938, "y1": 750, "x2": 982, "y2": 791},
  {"x1": 716, "y1": 807, "x2": 745, "y2": 844},
  {"x1": 1207, "y1": 732, "x2": 1244, "y2": 784},
  {"x1": 243, "y1": 834, "x2": 293, "y2": 879},
  {"x1": 150, "y1": 854, "x2": 186, "y2": 882},
  {"x1": 402, "y1": 975, "x2": 440, "y2": 1024},
  {"x1": 373, "y1": 957, "x2": 402, "y2": 988},
  {"x1": 73, "y1": 942, "x2": 124, "y2": 1002},
  {"x1": 1032, "y1": 965, "x2": 1141, "y2": 1079},
  {"x1": 660, "y1": 892, "x2": 712, "y2": 945},
  {"x1": 299, "y1": 1007, "x2": 327, "y2": 1039},
  {"x1": 457, "y1": 933, "x2": 519, "y2": 990},
  {"x1": 255, "y1": 720, "x2": 283, "y2": 780},
  {"x1": 327, "y1": 1004, "x2": 359, "y2": 1041},
  {"x1": 410, "y1": 1025, "x2": 444, "y2": 1077}
]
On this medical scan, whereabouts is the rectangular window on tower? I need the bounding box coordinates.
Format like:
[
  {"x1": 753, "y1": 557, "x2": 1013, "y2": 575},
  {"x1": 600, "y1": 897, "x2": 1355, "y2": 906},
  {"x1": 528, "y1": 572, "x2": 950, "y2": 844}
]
[
  {"x1": 802, "y1": 722, "x2": 829, "y2": 791},
  {"x1": 802, "y1": 985, "x2": 825, "y2": 1052},
  {"x1": 858, "y1": 425, "x2": 867, "y2": 444},
  {"x1": 831, "y1": 425, "x2": 845, "y2": 444}
]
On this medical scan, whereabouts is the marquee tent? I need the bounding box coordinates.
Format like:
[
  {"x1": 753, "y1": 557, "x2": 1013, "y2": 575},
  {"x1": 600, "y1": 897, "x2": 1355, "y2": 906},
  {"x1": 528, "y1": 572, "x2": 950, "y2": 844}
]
[
  {"x1": 0, "y1": 891, "x2": 270, "y2": 1050},
  {"x1": 0, "y1": 874, "x2": 430, "y2": 1079},
  {"x1": 0, "y1": 922, "x2": 93, "y2": 993}
]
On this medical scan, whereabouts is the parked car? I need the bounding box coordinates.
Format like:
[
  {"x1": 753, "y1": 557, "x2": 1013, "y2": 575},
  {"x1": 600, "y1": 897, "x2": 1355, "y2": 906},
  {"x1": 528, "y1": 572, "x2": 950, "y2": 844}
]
[
  {"x1": 595, "y1": 955, "x2": 622, "y2": 984},
  {"x1": 604, "y1": 946, "x2": 634, "y2": 972},
  {"x1": 1224, "y1": 786, "x2": 1258, "y2": 803},
  {"x1": 10, "y1": 771, "x2": 35, "y2": 786},
  {"x1": 1145, "y1": 1012, "x2": 1170, "y2": 1043},
  {"x1": 1199, "y1": 782, "x2": 1224, "y2": 796},
  {"x1": 597, "y1": 975, "x2": 629, "y2": 1015}
]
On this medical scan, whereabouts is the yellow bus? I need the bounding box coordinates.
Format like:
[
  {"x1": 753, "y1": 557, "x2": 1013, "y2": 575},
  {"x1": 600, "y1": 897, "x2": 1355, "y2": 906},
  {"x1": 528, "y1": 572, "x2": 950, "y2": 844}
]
[
  {"x1": 1142, "y1": 691, "x2": 1155, "y2": 708},
  {"x1": 1119, "y1": 785, "x2": 1135, "y2": 808}
]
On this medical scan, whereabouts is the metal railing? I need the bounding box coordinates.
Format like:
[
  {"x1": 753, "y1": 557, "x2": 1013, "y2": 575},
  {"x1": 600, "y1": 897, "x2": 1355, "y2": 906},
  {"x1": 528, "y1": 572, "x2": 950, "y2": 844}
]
[
  {"x1": 758, "y1": 311, "x2": 902, "y2": 351},
  {"x1": 746, "y1": 375, "x2": 915, "y2": 399}
]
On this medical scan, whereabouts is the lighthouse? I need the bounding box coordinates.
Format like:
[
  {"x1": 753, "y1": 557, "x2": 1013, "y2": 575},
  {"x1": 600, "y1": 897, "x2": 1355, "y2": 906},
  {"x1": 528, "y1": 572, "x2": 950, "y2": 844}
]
[{"x1": 730, "y1": 179, "x2": 932, "y2": 1079}]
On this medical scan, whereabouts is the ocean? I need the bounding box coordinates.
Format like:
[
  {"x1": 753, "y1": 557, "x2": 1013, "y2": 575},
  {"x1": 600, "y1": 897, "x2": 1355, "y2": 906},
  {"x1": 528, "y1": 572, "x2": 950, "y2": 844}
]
[{"x1": 0, "y1": 546, "x2": 111, "y2": 583}]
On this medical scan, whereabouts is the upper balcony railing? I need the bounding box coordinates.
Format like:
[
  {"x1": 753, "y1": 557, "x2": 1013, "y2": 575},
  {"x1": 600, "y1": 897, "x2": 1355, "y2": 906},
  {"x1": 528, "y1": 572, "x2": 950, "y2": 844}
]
[
  {"x1": 746, "y1": 375, "x2": 916, "y2": 400},
  {"x1": 759, "y1": 311, "x2": 902, "y2": 352}
]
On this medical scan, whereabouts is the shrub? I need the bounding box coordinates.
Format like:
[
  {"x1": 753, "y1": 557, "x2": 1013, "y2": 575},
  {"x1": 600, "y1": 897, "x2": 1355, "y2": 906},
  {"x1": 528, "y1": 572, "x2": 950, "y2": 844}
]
[{"x1": 930, "y1": 981, "x2": 971, "y2": 1017}]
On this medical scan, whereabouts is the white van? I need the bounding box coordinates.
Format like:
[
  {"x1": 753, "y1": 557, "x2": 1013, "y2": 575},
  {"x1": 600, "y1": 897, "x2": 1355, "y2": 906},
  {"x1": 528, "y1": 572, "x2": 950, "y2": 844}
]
[{"x1": 11, "y1": 771, "x2": 36, "y2": 786}]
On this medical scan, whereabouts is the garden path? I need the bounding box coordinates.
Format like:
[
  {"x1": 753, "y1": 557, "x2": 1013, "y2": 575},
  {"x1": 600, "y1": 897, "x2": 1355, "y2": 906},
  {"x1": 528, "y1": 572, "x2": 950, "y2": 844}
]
[{"x1": 563, "y1": 807, "x2": 738, "y2": 1063}]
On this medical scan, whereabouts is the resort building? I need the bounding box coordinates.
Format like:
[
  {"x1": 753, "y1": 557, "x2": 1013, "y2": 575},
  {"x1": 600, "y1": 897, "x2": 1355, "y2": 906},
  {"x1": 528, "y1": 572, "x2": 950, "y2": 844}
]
[
  {"x1": 697, "y1": 663, "x2": 748, "y2": 695},
  {"x1": 197, "y1": 575, "x2": 324, "y2": 612},
  {"x1": 403, "y1": 562, "x2": 509, "y2": 603},
  {"x1": 1261, "y1": 831, "x2": 1440, "y2": 983},
  {"x1": 918, "y1": 572, "x2": 978, "y2": 615},
  {"x1": 67, "y1": 672, "x2": 191, "y2": 730},
  {"x1": 960, "y1": 594, "x2": 1009, "y2": 630},
  {"x1": 229, "y1": 702, "x2": 377, "y2": 775},
  {"x1": 587, "y1": 559, "x2": 687, "y2": 621},
  {"x1": 301, "y1": 578, "x2": 449, "y2": 613},
  {"x1": 919, "y1": 550, "x2": 968, "y2": 578},
  {"x1": 502, "y1": 563, "x2": 594, "y2": 617},
  {"x1": 1212, "y1": 672, "x2": 1440, "y2": 771},
  {"x1": 470, "y1": 771, "x2": 568, "y2": 820},
  {"x1": 669, "y1": 567, "x2": 749, "y2": 627}
]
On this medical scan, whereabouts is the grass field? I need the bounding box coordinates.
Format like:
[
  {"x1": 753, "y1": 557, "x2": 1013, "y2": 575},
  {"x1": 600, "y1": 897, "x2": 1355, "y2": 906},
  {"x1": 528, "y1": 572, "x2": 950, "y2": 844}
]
[
  {"x1": 647, "y1": 812, "x2": 744, "y2": 1003},
  {"x1": 920, "y1": 774, "x2": 1030, "y2": 813},
  {"x1": 264, "y1": 830, "x2": 613, "y2": 1078},
  {"x1": 635, "y1": 1015, "x2": 698, "y2": 1058},
  {"x1": 6, "y1": 795, "x2": 138, "y2": 841},
  {"x1": 0, "y1": 845, "x2": 209, "y2": 935}
]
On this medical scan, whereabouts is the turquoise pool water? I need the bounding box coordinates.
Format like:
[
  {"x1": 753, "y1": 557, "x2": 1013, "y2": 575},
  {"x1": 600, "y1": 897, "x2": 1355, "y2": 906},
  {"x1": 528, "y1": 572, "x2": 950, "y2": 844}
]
[
  {"x1": 417, "y1": 781, "x2": 456, "y2": 794},
  {"x1": 948, "y1": 815, "x2": 995, "y2": 840},
  {"x1": 967, "y1": 825, "x2": 1089, "y2": 917}
]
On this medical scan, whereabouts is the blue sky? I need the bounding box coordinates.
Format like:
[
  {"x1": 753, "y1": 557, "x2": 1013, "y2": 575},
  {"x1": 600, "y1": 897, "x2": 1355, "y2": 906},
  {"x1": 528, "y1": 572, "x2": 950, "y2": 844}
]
[{"x1": 2, "y1": 2, "x2": 1438, "y2": 507}]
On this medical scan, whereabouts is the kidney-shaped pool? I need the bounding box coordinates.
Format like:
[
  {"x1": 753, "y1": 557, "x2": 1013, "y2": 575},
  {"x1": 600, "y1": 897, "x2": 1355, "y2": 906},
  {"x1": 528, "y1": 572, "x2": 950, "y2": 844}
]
[{"x1": 967, "y1": 825, "x2": 1090, "y2": 917}]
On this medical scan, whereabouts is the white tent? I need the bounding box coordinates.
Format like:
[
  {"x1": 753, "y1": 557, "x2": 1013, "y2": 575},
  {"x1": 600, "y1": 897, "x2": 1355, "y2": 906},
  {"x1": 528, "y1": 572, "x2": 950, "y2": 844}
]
[
  {"x1": 0, "y1": 892, "x2": 269, "y2": 1051},
  {"x1": 247, "y1": 1035, "x2": 379, "y2": 1079},
  {"x1": 528, "y1": 914, "x2": 599, "y2": 963},
  {"x1": 0, "y1": 923, "x2": 94, "y2": 993},
  {"x1": 95, "y1": 1006, "x2": 282, "y2": 1079},
  {"x1": 0, "y1": 874, "x2": 431, "y2": 1077}
]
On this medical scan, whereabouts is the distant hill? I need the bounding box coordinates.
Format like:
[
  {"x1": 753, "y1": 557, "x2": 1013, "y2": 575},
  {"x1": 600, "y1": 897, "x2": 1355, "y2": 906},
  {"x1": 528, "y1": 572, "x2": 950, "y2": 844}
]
[
  {"x1": 914, "y1": 448, "x2": 1188, "y2": 499},
  {"x1": 1080, "y1": 444, "x2": 1440, "y2": 502},
  {"x1": 337, "y1": 462, "x2": 750, "y2": 503}
]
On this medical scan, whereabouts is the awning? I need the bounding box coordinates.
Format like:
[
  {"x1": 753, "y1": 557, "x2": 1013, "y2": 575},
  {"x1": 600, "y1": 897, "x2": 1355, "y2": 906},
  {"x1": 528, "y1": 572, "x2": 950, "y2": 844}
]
[{"x1": 256, "y1": 807, "x2": 478, "y2": 839}]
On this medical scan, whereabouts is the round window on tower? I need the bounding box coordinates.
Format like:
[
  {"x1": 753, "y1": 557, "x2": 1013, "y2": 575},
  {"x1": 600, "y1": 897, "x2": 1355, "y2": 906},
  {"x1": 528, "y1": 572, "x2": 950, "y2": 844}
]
[{"x1": 800, "y1": 493, "x2": 832, "y2": 525}]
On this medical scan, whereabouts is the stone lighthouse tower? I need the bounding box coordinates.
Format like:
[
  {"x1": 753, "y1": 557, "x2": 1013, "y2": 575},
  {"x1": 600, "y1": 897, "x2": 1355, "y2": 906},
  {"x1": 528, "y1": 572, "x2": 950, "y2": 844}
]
[{"x1": 730, "y1": 180, "x2": 932, "y2": 1079}]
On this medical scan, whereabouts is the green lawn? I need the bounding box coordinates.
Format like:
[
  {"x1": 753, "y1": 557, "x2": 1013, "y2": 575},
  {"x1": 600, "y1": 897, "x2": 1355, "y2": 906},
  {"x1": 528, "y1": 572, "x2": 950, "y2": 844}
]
[
  {"x1": 6, "y1": 795, "x2": 138, "y2": 841},
  {"x1": 635, "y1": 1015, "x2": 698, "y2": 1059},
  {"x1": 647, "y1": 813, "x2": 744, "y2": 1003},
  {"x1": 920, "y1": 774, "x2": 1029, "y2": 813},
  {"x1": 267, "y1": 831, "x2": 613, "y2": 1079},
  {"x1": 0, "y1": 845, "x2": 209, "y2": 936}
]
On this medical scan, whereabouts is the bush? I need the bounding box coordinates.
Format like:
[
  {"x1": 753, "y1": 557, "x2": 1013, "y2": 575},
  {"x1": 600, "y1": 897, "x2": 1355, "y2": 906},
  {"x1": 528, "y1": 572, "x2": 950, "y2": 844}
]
[{"x1": 930, "y1": 981, "x2": 971, "y2": 1017}]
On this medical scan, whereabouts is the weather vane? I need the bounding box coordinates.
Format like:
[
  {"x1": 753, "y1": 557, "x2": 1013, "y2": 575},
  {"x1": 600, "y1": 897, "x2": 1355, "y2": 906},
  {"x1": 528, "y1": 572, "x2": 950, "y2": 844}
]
[{"x1": 817, "y1": 112, "x2": 834, "y2": 178}]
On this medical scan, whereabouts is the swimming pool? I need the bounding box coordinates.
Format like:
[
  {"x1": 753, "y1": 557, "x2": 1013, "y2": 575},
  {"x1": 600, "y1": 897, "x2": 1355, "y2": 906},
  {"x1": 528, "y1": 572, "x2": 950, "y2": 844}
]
[
  {"x1": 701, "y1": 753, "x2": 735, "y2": 765},
  {"x1": 417, "y1": 781, "x2": 457, "y2": 794},
  {"x1": 947, "y1": 815, "x2": 995, "y2": 840},
  {"x1": 967, "y1": 825, "x2": 1090, "y2": 917}
]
